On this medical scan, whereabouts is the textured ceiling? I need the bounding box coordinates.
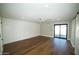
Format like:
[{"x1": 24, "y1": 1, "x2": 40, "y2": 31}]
[{"x1": 0, "y1": 3, "x2": 79, "y2": 22}]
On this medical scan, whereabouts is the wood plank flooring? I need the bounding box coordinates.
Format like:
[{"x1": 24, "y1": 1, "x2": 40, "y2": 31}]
[{"x1": 3, "y1": 36, "x2": 74, "y2": 55}]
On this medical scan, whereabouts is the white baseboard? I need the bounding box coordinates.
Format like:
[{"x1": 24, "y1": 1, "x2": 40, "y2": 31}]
[
  {"x1": 70, "y1": 40, "x2": 75, "y2": 48},
  {"x1": 41, "y1": 35, "x2": 53, "y2": 38},
  {"x1": 4, "y1": 35, "x2": 40, "y2": 45}
]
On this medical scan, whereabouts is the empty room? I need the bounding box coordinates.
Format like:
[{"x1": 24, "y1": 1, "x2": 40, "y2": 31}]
[{"x1": 0, "y1": 3, "x2": 79, "y2": 55}]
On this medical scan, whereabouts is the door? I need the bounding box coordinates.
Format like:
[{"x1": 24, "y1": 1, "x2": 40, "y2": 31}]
[
  {"x1": 75, "y1": 14, "x2": 79, "y2": 54},
  {"x1": 0, "y1": 18, "x2": 3, "y2": 54},
  {"x1": 54, "y1": 24, "x2": 67, "y2": 39}
]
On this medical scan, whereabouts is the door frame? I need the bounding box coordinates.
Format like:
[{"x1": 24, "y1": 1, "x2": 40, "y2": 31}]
[
  {"x1": 54, "y1": 24, "x2": 68, "y2": 39},
  {"x1": 0, "y1": 17, "x2": 3, "y2": 54}
]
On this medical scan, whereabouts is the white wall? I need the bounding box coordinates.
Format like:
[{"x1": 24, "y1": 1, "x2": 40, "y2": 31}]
[
  {"x1": 41, "y1": 20, "x2": 71, "y2": 40},
  {"x1": 2, "y1": 18, "x2": 40, "y2": 44},
  {"x1": 71, "y1": 19, "x2": 76, "y2": 47},
  {"x1": 40, "y1": 22, "x2": 53, "y2": 37}
]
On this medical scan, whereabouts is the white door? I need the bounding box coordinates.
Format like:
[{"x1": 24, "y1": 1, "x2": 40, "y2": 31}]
[
  {"x1": 75, "y1": 14, "x2": 79, "y2": 54},
  {"x1": 0, "y1": 18, "x2": 3, "y2": 55}
]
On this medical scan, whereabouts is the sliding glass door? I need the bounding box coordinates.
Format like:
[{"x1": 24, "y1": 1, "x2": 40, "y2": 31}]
[
  {"x1": 54, "y1": 25, "x2": 60, "y2": 38},
  {"x1": 54, "y1": 24, "x2": 67, "y2": 39}
]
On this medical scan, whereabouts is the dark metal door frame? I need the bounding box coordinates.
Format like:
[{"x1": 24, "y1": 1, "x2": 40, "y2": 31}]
[{"x1": 54, "y1": 24, "x2": 68, "y2": 39}]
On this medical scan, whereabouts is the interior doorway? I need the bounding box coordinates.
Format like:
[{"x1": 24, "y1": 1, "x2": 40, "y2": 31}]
[{"x1": 54, "y1": 24, "x2": 68, "y2": 39}]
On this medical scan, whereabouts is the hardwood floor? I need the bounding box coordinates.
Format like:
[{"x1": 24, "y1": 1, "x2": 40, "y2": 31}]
[{"x1": 3, "y1": 36, "x2": 74, "y2": 55}]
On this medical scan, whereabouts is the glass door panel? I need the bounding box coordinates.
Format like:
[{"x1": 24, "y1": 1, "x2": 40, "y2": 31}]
[
  {"x1": 55, "y1": 25, "x2": 60, "y2": 38},
  {"x1": 60, "y1": 25, "x2": 67, "y2": 39}
]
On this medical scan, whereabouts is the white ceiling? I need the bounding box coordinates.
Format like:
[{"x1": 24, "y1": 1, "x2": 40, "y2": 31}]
[{"x1": 0, "y1": 3, "x2": 79, "y2": 22}]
